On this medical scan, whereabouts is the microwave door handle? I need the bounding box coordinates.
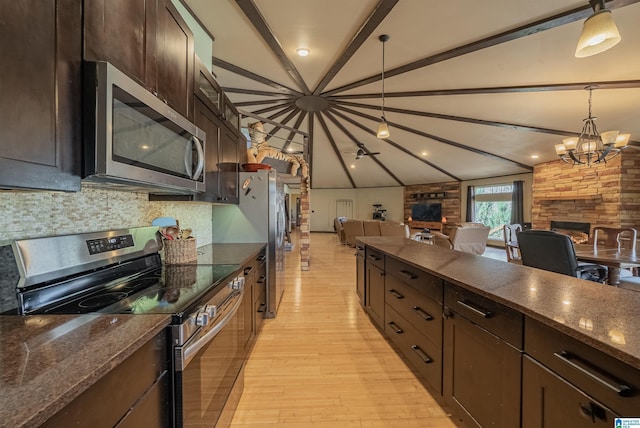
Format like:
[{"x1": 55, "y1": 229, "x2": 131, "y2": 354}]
[{"x1": 191, "y1": 136, "x2": 205, "y2": 180}]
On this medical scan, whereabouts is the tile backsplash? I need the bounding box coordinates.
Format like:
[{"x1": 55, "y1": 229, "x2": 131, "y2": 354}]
[{"x1": 0, "y1": 184, "x2": 213, "y2": 245}]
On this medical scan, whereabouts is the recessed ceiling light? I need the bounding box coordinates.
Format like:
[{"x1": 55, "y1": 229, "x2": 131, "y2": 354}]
[
  {"x1": 530, "y1": 154, "x2": 539, "y2": 159},
  {"x1": 422, "y1": 151, "x2": 428, "y2": 156},
  {"x1": 296, "y1": 48, "x2": 310, "y2": 57},
  {"x1": 350, "y1": 164, "x2": 355, "y2": 168}
]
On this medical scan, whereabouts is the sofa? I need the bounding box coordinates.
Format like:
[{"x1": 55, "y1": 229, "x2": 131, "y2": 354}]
[{"x1": 339, "y1": 219, "x2": 409, "y2": 246}]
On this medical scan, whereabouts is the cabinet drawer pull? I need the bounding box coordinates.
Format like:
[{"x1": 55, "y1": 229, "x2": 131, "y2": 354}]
[
  {"x1": 257, "y1": 303, "x2": 266, "y2": 313},
  {"x1": 554, "y1": 351, "x2": 633, "y2": 397},
  {"x1": 257, "y1": 275, "x2": 266, "y2": 284},
  {"x1": 410, "y1": 345, "x2": 432, "y2": 364},
  {"x1": 456, "y1": 300, "x2": 493, "y2": 318},
  {"x1": 243, "y1": 266, "x2": 254, "y2": 275},
  {"x1": 257, "y1": 255, "x2": 266, "y2": 262},
  {"x1": 412, "y1": 306, "x2": 433, "y2": 321},
  {"x1": 388, "y1": 289, "x2": 404, "y2": 299},
  {"x1": 399, "y1": 270, "x2": 417, "y2": 280},
  {"x1": 388, "y1": 321, "x2": 403, "y2": 334},
  {"x1": 367, "y1": 254, "x2": 381, "y2": 262},
  {"x1": 578, "y1": 402, "x2": 607, "y2": 423}
]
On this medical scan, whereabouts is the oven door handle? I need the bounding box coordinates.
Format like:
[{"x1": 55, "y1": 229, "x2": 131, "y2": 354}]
[{"x1": 174, "y1": 289, "x2": 243, "y2": 371}]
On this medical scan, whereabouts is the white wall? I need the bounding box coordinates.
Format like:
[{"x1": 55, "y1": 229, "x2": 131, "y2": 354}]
[{"x1": 310, "y1": 187, "x2": 404, "y2": 232}]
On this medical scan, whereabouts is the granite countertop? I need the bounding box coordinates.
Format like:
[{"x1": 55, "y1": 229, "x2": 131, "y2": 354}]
[
  {"x1": 196, "y1": 242, "x2": 266, "y2": 265},
  {"x1": 0, "y1": 313, "x2": 170, "y2": 428},
  {"x1": 0, "y1": 242, "x2": 265, "y2": 427},
  {"x1": 359, "y1": 236, "x2": 640, "y2": 370}
]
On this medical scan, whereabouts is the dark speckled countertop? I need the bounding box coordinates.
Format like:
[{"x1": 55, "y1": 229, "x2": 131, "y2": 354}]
[
  {"x1": 196, "y1": 242, "x2": 266, "y2": 265},
  {"x1": 0, "y1": 313, "x2": 170, "y2": 427},
  {"x1": 0, "y1": 242, "x2": 265, "y2": 427},
  {"x1": 359, "y1": 236, "x2": 640, "y2": 370}
]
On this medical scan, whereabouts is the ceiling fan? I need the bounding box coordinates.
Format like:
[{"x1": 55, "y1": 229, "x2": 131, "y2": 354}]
[{"x1": 343, "y1": 147, "x2": 381, "y2": 160}]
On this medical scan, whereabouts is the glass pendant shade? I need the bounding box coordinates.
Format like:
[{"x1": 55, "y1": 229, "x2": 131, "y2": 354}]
[
  {"x1": 599, "y1": 130, "x2": 619, "y2": 146},
  {"x1": 575, "y1": 10, "x2": 621, "y2": 57},
  {"x1": 615, "y1": 133, "x2": 630, "y2": 148},
  {"x1": 377, "y1": 119, "x2": 390, "y2": 139}
]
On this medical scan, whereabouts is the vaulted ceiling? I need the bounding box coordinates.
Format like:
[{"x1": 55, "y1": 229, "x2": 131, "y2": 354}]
[{"x1": 184, "y1": 0, "x2": 640, "y2": 188}]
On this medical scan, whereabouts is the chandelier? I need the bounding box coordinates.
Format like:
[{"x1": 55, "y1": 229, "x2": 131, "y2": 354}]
[{"x1": 554, "y1": 86, "x2": 629, "y2": 166}]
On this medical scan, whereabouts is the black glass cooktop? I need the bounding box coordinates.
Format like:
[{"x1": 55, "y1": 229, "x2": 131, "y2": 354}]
[{"x1": 19, "y1": 259, "x2": 240, "y2": 317}]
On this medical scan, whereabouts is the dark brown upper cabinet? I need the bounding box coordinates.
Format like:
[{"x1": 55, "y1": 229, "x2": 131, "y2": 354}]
[
  {"x1": 0, "y1": 0, "x2": 82, "y2": 191},
  {"x1": 156, "y1": 0, "x2": 195, "y2": 121},
  {"x1": 194, "y1": 57, "x2": 222, "y2": 117},
  {"x1": 84, "y1": 0, "x2": 194, "y2": 120},
  {"x1": 83, "y1": 0, "x2": 157, "y2": 93}
]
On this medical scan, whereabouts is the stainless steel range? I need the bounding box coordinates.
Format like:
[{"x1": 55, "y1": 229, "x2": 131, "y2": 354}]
[{"x1": 2, "y1": 227, "x2": 246, "y2": 427}]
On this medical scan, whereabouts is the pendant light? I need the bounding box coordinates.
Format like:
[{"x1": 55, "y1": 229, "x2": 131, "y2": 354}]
[
  {"x1": 376, "y1": 34, "x2": 390, "y2": 139},
  {"x1": 575, "y1": 0, "x2": 621, "y2": 58}
]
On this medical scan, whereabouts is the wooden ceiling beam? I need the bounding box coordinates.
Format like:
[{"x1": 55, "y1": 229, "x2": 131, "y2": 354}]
[
  {"x1": 333, "y1": 105, "x2": 533, "y2": 171},
  {"x1": 282, "y1": 112, "x2": 308, "y2": 152},
  {"x1": 236, "y1": 0, "x2": 312, "y2": 95},
  {"x1": 324, "y1": 110, "x2": 405, "y2": 186},
  {"x1": 316, "y1": 113, "x2": 357, "y2": 188},
  {"x1": 213, "y1": 57, "x2": 303, "y2": 96},
  {"x1": 312, "y1": 0, "x2": 398, "y2": 95},
  {"x1": 329, "y1": 108, "x2": 462, "y2": 181},
  {"x1": 323, "y1": 0, "x2": 640, "y2": 96},
  {"x1": 330, "y1": 80, "x2": 640, "y2": 99},
  {"x1": 234, "y1": 98, "x2": 293, "y2": 107}
]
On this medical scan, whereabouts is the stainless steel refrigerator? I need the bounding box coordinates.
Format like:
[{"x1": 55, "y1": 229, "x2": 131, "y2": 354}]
[{"x1": 211, "y1": 169, "x2": 285, "y2": 317}]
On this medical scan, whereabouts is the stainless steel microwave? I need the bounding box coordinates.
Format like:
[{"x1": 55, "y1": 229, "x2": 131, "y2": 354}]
[{"x1": 83, "y1": 61, "x2": 205, "y2": 194}]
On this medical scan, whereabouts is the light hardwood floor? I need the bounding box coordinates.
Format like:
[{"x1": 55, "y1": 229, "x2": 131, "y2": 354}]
[{"x1": 230, "y1": 232, "x2": 456, "y2": 428}]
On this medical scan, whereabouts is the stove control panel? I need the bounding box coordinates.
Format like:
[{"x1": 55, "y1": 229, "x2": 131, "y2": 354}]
[{"x1": 86, "y1": 234, "x2": 135, "y2": 255}]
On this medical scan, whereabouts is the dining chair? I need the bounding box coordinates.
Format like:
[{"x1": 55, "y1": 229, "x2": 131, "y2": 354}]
[
  {"x1": 503, "y1": 223, "x2": 522, "y2": 264},
  {"x1": 593, "y1": 227, "x2": 637, "y2": 252},
  {"x1": 593, "y1": 227, "x2": 638, "y2": 278},
  {"x1": 517, "y1": 230, "x2": 607, "y2": 283}
]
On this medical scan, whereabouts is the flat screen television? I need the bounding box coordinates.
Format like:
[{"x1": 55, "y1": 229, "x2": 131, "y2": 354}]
[{"x1": 411, "y1": 203, "x2": 442, "y2": 222}]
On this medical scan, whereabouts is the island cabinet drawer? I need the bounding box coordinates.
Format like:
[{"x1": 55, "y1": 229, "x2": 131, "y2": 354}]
[
  {"x1": 385, "y1": 274, "x2": 442, "y2": 346},
  {"x1": 385, "y1": 257, "x2": 443, "y2": 303},
  {"x1": 365, "y1": 247, "x2": 385, "y2": 269},
  {"x1": 525, "y1": 317, "x2": 640, "y2": 416},
  {"x1": 444, "y1": 283, "x2": 523, "y2": 349},
  {"x1": 385, "y1": 304, "x2": 442, "y2": 394}
]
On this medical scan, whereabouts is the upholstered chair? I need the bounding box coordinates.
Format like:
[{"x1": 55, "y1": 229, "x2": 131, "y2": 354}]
[{"x1": 431, "y1": 223, "x2": 490, "y2": 255}]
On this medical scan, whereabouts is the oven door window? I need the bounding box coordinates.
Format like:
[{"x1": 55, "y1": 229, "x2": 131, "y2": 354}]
[
  {"x1": 177, "y1": 311, "x2": 243, "y2": 426},
  {"x1": 112, "y1": 86, "x2": 202, "y2": 181}
]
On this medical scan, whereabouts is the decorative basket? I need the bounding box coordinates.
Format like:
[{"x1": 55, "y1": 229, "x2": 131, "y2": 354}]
[{"x1": 163, "y1": 238, "x2": 197, "y2": 265}]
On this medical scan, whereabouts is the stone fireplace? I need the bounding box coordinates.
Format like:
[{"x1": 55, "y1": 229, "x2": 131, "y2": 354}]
[
  {"x1": 550, "y1": 220, "x2": 590, "y2": 244},
  {"x1": 532, "y1": 151, "x2": 640, "y2": 237}
]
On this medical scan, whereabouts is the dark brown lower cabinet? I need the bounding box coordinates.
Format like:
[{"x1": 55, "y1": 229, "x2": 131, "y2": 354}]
[
  {"x1": 443, "y1": 310, "x2": 521, "y2": 427},
  {"x1": 42, "y1": 330, "x2": 169, "y2": 427},
  {"x1": 522, "y1": 356, "x2": 618, "y2": 427},
  {"x1": 385, "y1": 304, "x2": 442, "y2": 393},
  {"x1": 365, "y1": 262, "x2": 385, "y2": 328},
  {"x1": 356, "y1": 246, "x2": 365, "y2": 306}
]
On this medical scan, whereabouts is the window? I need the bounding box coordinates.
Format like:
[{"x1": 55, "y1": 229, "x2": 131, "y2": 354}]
[{"x1": 471, "y1": 183, "x2": 513, "y2": 241}]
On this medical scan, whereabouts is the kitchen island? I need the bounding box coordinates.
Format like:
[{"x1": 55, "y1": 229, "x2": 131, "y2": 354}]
[{"x1": 359, "y1": 236, "x2": 640, "y2": 427}]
